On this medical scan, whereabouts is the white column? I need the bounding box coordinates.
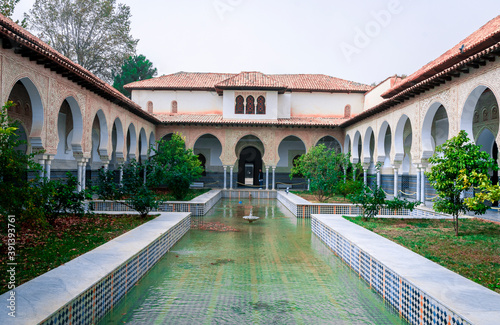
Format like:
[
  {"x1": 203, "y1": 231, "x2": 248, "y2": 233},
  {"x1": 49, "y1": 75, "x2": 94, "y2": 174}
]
[
  {"x1": 229, "y1": 166, "x2": 233, "y2": 189},
  {"x1": 77, "y1": 162, "x2": 82, "y2": 192},
  {"x1": 363, "y1": 168, "x2": 368, "y2": 186},
  {"x1": 119, "y1": 165, "x2": 123, "y2": 187},
  {"x1": 421, "y1": 167, "x2": 426, "y2": 204},
  {"x1": 416, "y1": 167, "x2": 421, "y2": 202},
  {"x1": 307, "y1": 179, "x2": 310, "y2": 191},
  {"x1": 223, "y1": 165, "x2": 227, "y2": 189},
  {"x1": 81, "y1": 159, "x2": 87, "y2": 191},
  {"x1": 143, "y1": 166, "x2": 147, "y2": 184},
  {"x1": 39, "y1": 158, "x2": 46, "y2": 179},
  {"x1": 353, "y1": 167, "x2": 356, "y2": 181},
  {"x1": 344, "y1": 167, "x2": 347, "y2": 183},
  {"x1": 272, "y1": 166, "x2": 276, "y2": 190},
  {"x1": 45, "y1": 158, "x2": 52, "y2": 180},
  {"x1": 376, "y1": 169, "x2": 381, "y2": 188},
  {"x1": 265, "y1": 166, "x2": 269, "y2": 190},
  {"x1": 393, "y1": 167, "x2": 399, "y2": 198}
]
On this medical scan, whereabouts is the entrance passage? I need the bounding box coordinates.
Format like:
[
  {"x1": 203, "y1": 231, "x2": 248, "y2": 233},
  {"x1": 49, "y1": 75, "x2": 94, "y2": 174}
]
[
  {"x1": 99, "y1": 199, "x2": 406, "y2": 324},
  {"x1": 238, "y1": 146, "x2": 262, "y2": 187}
]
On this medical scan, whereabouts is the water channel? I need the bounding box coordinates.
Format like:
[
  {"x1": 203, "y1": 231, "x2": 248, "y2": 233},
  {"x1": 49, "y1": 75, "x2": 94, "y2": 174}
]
[{"x1": 99, "y1": 199, "x2": 406, "y2": 324}]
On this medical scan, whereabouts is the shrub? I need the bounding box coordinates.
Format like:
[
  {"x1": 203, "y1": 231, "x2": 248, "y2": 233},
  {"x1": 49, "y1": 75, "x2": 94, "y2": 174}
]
[
  {"x1": 348, "y1": 185, "x2": 419, "y2": 219},
  {"x1": 149, "y1": 133, "x2": 203, "y2": 200}
]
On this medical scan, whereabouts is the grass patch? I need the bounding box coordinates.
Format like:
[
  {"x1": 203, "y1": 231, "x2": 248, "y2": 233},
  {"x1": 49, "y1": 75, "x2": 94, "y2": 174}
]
[
  {"x1": 0, "y1": 213, "x2": 155, "y2": 295},
  {"x1": 155, "y1": 188, "x2": 210, "y2": 201},
  {"x1": 291, "y1": 190, "x2": 351, "y2": 203},
  {"x1": 344, "y1": 217, "x2": 500, "y2": 293}
]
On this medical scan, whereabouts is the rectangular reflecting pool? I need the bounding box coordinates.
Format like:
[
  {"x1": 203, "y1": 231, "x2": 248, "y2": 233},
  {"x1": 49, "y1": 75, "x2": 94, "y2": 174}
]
[{"x1": 99, "y1": 199, "x2": 407, "y2": 324}]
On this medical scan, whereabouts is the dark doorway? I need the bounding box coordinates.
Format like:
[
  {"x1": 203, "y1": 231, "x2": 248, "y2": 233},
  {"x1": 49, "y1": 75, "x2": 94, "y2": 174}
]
[
  {"x1": 238, "y1": 146, "x2": 262, "y2": 187},
  {"x1": 198, "y1": 154, "x2": 207, "y2": 176}
]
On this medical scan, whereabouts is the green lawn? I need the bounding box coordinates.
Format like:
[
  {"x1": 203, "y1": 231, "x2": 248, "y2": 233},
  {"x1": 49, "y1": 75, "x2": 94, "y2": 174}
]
[
  {"x1": 344, "y1": 217, "x2": 500, "y2": 294},
  {"x1": 0, "y1": 214, "x2": 155, "y2": 295}
]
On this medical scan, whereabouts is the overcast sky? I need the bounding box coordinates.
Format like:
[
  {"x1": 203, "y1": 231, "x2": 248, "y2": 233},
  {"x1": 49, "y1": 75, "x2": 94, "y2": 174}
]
[{"x1": 12, "y1": 0, "x2": 500, "y2": 85}]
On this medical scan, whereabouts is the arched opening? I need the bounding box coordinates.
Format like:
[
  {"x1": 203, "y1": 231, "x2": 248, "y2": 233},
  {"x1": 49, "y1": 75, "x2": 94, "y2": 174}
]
[
  {"x1": 363, "y1": 127, "x2": 375, "y2": 168},
  {"x1": 111, "y1": 118, "x2": 124, "y2": 168},
  {"x1": 377, "y1": 122, "x2": 392, "y2": 167},
  {"x1": 126, "y1": 123, "x2": 137, "y2": 161},
  {"x1": 235, "y1": 135, "x2": 264, "y2": 187},
  {"x1": 148, "y1": 131, "x2": 156, "y2": 156},
  {"x1": 344, "y1": 134, "x2": 351, "y2": 155},
  {"x1": 316, "y1": 135, "x2": 342, "y2": 153},
  {"x1": 277, "y1": 135, "x2": 306, "y2": 188},
  {"x1": 90, "y1": 116, "x2": 102, "y2": 165},
  {"x1": 7, "y1": 81, "x2": 33, "y2": 152},
  {"x1": 193, "y1": 134, "x2": 223, "y2": 185},
  {"x1": 352, "y1": 131, "x2": 362, "y2": 163},
  {"x1": 422, "y1": 103, "x2": 449, "y2": 159},
  {"x1": 238, "y1": 146, "x2": 262, "y2": 186},
  {"x1": 395, "y1": 115, "x2": 414, "y2": 198},
  {"x1": 8, "y1": 78, "x2": 44, "y2": 150},
  {"x1": 171, "y1": 100, "x2": 177, "y2": 114},
  {"x1": 139, "y1": 128, "x2": 148, "y2": 163}
]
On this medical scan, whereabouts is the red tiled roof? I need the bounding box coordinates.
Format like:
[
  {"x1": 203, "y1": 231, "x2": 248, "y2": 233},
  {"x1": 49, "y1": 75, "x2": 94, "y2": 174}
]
[
  {"x1": 0, "y1": 14, "x2": 159, "y2": 123},
  {"x1": 215, "y1": 71, "x2": 287, "y2": 90},
  {"x1": 125, "y1": 72, "x2": 234, "y2": 91},
  {"x1": 156, "y1": 114, "x2": 346, "y2": 127},
  {"x1": 125, "y1": 71, "x2": 371, "y2": 93},
  {"x1": 382, "y1": 15, "x2": 500, "y2": 98},
  {"x1": 272, "y1": 74, "x2": 372, "y2": 92}
]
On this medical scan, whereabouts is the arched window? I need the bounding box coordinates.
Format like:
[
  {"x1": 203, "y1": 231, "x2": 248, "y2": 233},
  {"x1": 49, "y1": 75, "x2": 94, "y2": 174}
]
[
  {"x1": 344, "y1": 105, "x2": 351, "y2": 118},
  {"x1": 246, "y1": 96, "x2": 255, "y2": 114},
  {"x1": 235, "y1": 95, "x2": 244, "y2": 114},
  {"x1": 171, "y1": 100, "x2": 178, "y2": 114},
  {"x1": 257, "y1": 96, "x2": 266, "y2": 114},
  {"x1": 147, "y1": 101, "x2": 153, "y2": 113}
]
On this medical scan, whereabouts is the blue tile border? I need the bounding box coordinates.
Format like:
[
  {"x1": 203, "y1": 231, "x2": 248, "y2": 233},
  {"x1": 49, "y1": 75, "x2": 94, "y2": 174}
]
[
  {"x1": 0, "y1": 212, "x2": 191, "y2": 325},
  {"x1": 311, "y1": 214, "x2": 500, "y2": 325}
]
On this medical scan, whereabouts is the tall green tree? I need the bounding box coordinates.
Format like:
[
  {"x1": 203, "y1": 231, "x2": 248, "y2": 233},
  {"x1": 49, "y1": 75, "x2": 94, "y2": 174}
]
[
  {"x1": 0, "y1": 0, "x2": 27, "y2": 27},
  {"x1": 149, "y1": 133, "x2": 203, "y2": 200},
  {"x1": 25, "y1": 0, "x2": 137, "y2": 83},
  {"x1": 113, "y1": 54, "x2": 157, "y2": 98},
  {"x1": 426, "y1": 130, "x2": 497, "y2": 236},
  {"x1": 290, "y1": 144, "x2": 352, "y2": 202}
]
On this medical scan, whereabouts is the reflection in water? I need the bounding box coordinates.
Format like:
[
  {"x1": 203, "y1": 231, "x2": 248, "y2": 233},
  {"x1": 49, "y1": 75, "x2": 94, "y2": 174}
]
[{"x1": 99, "y1": 199, "x2": 405, "y2": 325}]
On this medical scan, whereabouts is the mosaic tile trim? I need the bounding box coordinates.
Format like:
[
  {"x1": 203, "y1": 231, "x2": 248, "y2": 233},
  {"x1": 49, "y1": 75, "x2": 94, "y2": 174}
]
[
  {"x1": 40, "y1": 215, "x2": 191, "y2": 325},
  {"x1": 89, "y1": 190, "x2": 222, "y2": 216},
  {"x1": 222, "y1": 190, "x2": 277, "y2": 199},
  {"x1": 311, "y1": 217, "x2": 471, "y2": 325},
  {"x1": 278, "y1": 191, "x2": 451, "y2": 219}
]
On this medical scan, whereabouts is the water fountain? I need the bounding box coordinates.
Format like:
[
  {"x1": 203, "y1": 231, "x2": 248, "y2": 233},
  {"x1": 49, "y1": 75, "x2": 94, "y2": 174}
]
[{"x1": 243, "y1": 207, "x2": 259, "y2": 223}]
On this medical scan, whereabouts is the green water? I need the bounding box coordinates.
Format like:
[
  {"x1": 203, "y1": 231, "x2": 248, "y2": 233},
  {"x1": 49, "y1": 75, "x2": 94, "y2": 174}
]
[{"x1": 99, "y1": 199, "x2": 406, "y2": 324}]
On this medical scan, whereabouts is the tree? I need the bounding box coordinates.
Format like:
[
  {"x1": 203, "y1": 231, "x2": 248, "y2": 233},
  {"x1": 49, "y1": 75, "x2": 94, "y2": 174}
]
[
  {"x1": 120, "y1": 160, "x2": 159, "y2": 217},
  {"x1": 0, "y1": 0, "x2": 26, "y2": 27},
  {"x1": 113, "y1": 54, "x2": 157, "y2": 98},
  {"x1": 348, "y1": 185, "x2": 419, "y2": 220},
  {"x1": 25, "y1": 0, "x2": 137, "y2": 83},
  {"x1": 149, "y1": 133, "x2": 203, "y2": 200},
  {"x1": 426, "y1": 130, "x2": 497, "y2": 236},
  {"x1": 290, "y1": 144, "x2": 351, "y2": 202},
  {"x1": 0, "y1": 101, "x2": 42, "y2": 222}
]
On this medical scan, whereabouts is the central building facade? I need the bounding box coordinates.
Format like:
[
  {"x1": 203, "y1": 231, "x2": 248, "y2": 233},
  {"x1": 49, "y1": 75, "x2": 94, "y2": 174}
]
[{"x1": 126, "y1": 71, "x2": 373, "y2": 189}]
